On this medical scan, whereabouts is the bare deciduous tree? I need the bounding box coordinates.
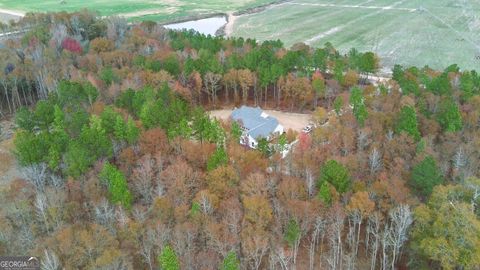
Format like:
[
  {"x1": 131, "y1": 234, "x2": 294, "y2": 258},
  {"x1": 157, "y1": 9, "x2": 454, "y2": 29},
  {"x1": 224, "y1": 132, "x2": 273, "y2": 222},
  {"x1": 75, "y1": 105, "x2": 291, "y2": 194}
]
[
  {"x1": 22, "y1": 163, "x2": 47, "y2": 192},
  {"x1": 41, "y1": 249, "x2": 61, "y2": 270},
  {"x1": 133, "y1": 155, "x2": 156, "y2": 204},
  {"x1": 367, "y1": 212, "x2": 381, "y2": 270},
  {"x1": 388, "y1": 204, "x2": 412, "y2": 269},
  {"x1": 94, "y1": 199, "x2": 116, "y2": 232},
  {"x1": 369, "y1": 147, "x2": 382, "y2": 174},
  {"x1": 204, "y1": 72, "x2": 222, "y2": 107},
  {"x1": 326, "y1": 204, "x2": 345, "y2": 270},
  {"x1": 35, "y1": 193, "x2": 49, "y2": 234},
  {"x1": 307, "y1": 216, "x2": 326, "y2": 270}
]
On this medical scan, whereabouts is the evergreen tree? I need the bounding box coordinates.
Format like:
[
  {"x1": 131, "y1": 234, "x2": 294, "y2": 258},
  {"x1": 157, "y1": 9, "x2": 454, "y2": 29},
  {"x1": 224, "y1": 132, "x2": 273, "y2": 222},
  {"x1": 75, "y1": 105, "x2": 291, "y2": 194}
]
[
  {"x1": 99, "y1": 162, "x2": 132, "y2": 208},
  {"x1": 100, "y1": 67, "x2": 116, "y2": 86},
  {"x1": 318, "y1": 160, "x2": 350, "y2": 193},
  {"x1": 396, "y1": 106, "x2": 421, "y2": 141},
  {"x1": 411, "y1": 156, "x2": 443, "y2": 197},
  {"x1": 284, "y1": 219, "x2": 301, "y2": 247},
  {"x1": 257, "y1": 137, "x2": 272, "y2": 157},
  {"x1": 230, "y1": 121, "x2": 242, "y2": 142},
  {"x1": 221, "y1": 251, "x2": 240, "y2": 270},
  {"x1": 318, "y1": 181, "x2": 332, "y2": 205},
  {"x1": 34, "y1": 100, "x2": 55, "y2": 130},
  {"x1": 15, "y1": 107, "x2": 35, "y2": 132},
  {"x1": 427, "y1": 73, "x2": 451, "y2": 96},
  {"x1": 158, "y1": 245, "x2": 180, "y2": 270},
  {"x1": 101, "y1": 106, "x2": 120, "y2": 135},
  {"x1": 350, "y1": 87, "x2": 368, "y2": 126},
  {"x1": 359, "y1": 52, "x2": 377, "y2": 74},
  {"x1": 14, "y1": 130, "x2": 50, "y2": 166},
  {"x1": 334, "y1": 96, "x2": 343, "y2": 115},
  {"x1": 65, "y1": 141, "x2": 93, "y2": 178},
  {"x1": 437, "y1": 98, "x2": 463, "y2": 132},
  {"x1": 113, "y1": 115, "x2": 127, "y2": 141},
  {"x1": 460, "y1": 71, "x2": 475, "y2": 101},
  {"x1": 207, "y1": 147, "x2": 228, "y2": 171}
]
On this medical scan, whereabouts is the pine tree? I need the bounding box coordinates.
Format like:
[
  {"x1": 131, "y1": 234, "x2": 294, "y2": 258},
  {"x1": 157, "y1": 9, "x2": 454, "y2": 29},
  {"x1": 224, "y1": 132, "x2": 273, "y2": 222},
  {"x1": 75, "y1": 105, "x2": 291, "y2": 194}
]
[
  {"x1": 318, "y1": 181, "x2": 332, "y2": 205},
  {"x1": 318, "y1": 160, "x2": 350, "y2": 193},
  {"x1": 350, "y1": 87, "x2": 368, "y2": 126},
  {"x1": 437, "y1": 98, "x2": 463, "y2": 132},
  {"x1": 221, "y1": 251, "x2": 240, "y2": 270},
  {"x1": 207, "y1": 147, "x2": 228, "y2": 171},
  {"x1": 411, "y1": 156, "x2": 443, "y2": 197},
  {"x1": 396, "y1": 106, "x2": 421, "y2": 141},
  {"x1": 125, "y1": 117, "x2": 140, "y2": 144},
  {"x1": 158, "y1": 245, "x2": 180, "y2": 270},
  {"x1": 284, "y1": 219, "x2": 301, "y2": 247},
  {"x1": 230, "y1": 121, "x2": 242, "y2": 142},
  {"x1": 99, "y1": 162, "x2": 132, "y2": 208}
]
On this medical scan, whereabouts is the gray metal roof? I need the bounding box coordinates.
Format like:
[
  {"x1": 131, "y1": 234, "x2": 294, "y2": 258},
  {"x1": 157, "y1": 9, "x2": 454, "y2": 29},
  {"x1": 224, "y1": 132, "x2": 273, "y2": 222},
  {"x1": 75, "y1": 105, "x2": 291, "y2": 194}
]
[{"x1": 231, "y1": 106, "x2": 280, "y2": 139}]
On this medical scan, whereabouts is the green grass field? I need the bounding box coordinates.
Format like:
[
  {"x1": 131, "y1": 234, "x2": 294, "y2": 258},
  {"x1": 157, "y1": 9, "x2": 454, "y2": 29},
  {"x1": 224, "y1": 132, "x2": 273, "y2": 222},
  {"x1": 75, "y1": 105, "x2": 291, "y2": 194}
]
[
  {"x1": 232, "y1": 0, "x2": 480, "y2": 71},
  {"x1": 1, "y1": 0, "x2": 479, "y2": 70},
  {"x1": 0, "y1": 0, "x2": 272, "y2": 23}
]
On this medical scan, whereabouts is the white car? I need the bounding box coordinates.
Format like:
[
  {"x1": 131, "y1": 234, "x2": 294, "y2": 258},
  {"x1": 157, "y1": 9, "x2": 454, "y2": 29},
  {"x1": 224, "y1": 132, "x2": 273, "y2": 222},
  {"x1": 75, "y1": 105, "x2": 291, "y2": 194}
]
[{"x1": 302, "y1": 124, "x2": 314, "y2": 133}]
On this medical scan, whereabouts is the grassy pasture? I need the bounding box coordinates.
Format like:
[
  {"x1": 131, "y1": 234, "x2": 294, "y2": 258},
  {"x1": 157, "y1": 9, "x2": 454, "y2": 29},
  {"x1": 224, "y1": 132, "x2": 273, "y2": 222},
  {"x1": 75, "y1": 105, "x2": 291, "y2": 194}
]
[
  {"x1": 0, "y1": 0, "x2": 272, "y2": 23},
  {"x1": 232, "y1": 0, "x2": 480, "y2": 70}
]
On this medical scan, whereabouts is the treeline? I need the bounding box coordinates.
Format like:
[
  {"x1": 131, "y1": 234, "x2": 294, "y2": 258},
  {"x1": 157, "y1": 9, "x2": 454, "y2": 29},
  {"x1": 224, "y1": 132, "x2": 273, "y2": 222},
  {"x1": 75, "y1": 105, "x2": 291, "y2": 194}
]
[
  {"x1": 0, "y1": 10, "x2": 380, "y2": 117},
  {"x1": 0, "y1": 10, "x2": 479, "y2": 270}
]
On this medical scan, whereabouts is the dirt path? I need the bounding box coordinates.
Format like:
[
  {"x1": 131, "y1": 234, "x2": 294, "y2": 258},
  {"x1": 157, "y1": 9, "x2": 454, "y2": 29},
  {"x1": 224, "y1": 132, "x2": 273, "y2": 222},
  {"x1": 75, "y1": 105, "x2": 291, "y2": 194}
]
[
  {"x1": 0, "y1": 8, "x2": 24, "y2": 23},
  {"x1": 224, "y1": 12, "x2": 238, "y2": 37},
  {"x1": 209, "y1": 108, "x2": 311, "y2": 131},
  {"x1": 0, "y1": 8, "x2": 25, "y2": 17}
]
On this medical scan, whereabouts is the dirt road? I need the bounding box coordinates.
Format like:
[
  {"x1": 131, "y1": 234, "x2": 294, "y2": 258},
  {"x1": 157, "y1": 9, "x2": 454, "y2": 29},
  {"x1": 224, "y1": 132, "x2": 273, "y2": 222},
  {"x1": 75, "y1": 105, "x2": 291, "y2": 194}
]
[{"x1": 0, "y1": 8, "x2": 24, "y2": 23}]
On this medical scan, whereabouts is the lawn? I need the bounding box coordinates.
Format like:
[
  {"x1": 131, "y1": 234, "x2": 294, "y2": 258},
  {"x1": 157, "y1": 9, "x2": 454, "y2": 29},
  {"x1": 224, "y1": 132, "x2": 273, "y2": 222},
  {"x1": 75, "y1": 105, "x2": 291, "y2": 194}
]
[
  {"x1": 0, "y1": 0, "x2": 273, "y2": 23},
  {"x1": 231, "y1": 0, "x2": 480, "y2": 71}
]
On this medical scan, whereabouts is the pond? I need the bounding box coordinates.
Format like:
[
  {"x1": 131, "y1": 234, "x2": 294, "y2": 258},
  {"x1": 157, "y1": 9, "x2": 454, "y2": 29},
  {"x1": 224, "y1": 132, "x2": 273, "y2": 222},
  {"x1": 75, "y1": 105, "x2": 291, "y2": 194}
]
[{"x1": 163, "y1": 16, "x2": 227, "y2": 36}]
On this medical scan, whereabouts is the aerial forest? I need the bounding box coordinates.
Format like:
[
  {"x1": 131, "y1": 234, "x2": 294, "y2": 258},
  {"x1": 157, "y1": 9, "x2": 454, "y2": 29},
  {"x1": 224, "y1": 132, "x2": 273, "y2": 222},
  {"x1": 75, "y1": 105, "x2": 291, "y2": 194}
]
[{"x1": 0, "y1": 10, "x2": 479, "y2": 270}]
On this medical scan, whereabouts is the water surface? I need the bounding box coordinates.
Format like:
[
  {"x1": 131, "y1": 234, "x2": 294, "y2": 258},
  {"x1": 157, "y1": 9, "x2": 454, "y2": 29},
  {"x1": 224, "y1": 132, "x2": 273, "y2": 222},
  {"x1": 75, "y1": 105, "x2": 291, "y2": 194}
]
[{"x1": 164, "y1": 16, "x2": 227, "y2": 36}]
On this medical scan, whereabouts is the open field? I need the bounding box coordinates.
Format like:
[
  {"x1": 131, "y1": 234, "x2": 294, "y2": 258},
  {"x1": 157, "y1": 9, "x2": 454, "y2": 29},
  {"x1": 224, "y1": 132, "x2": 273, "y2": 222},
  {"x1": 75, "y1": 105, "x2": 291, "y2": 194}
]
[
  {"x1": 231, "y1": 0, "x2": 480, "y2": 70},
  {"x1": 209, "y1": 109, "x2": 311, "y2": 132},
  {"x1": 0, "y1": 0, "x2": 273, "y2": 23}
]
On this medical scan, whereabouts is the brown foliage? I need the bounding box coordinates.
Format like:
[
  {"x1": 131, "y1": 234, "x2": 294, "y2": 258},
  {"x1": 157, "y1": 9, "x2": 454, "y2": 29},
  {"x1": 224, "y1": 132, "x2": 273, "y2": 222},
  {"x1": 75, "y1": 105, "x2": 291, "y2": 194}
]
[
  {"x1": 277, "y1": 176, "x2": 308, "y2": 202},
  {"x1": 45, "y1": 224, "x2": 128, "y2": 269},
  {"x1": 139, "y1": 128, "x2": 170, "y2": 156},
  {"x1": 242, "y1": 196, "x2": 273, "y2": 228},
  {"x1": 343, "y1": 70, "x2": 359, "y2": 87},
  {"x1": 206, "y1": 165, "x2": 238, "y2": 200},
  {"x1": 240, "y1": 172, "x2": 270, "y2": 198},
  {"x1": 90, "y1": 37, "x2": 115, "y2": 53},
  {"x1": 161, "y1": 158, "x2": 200, "y2": 205}
]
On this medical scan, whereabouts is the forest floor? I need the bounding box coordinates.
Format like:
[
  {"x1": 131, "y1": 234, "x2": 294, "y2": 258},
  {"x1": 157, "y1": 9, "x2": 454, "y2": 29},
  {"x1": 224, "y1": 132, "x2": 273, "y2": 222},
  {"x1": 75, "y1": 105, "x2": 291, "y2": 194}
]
[
  {"x1": 209, "y1": 108, "x2": 312, "y2": 131},
  {"x1": 0, "y1": 120, "x2": 20, "y2": 185}
]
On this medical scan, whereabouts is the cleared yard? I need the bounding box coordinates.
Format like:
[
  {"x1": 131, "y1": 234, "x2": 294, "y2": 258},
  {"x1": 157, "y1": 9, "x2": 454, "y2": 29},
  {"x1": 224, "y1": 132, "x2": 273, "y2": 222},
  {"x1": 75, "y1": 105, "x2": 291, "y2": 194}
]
[
  {"x1": 209, "y1": 109, "x2": 311, "y2": 132},
  {"x1": 231, "y1": 0, "x2": 480, "y2": 70}
]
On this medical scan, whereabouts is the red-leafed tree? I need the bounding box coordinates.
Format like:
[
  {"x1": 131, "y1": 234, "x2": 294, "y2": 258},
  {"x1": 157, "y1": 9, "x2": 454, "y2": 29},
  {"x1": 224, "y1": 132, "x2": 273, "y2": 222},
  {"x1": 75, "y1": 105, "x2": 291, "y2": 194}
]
[{"x1": 62, "y1": 37, "x2": 82, "y2": 54}]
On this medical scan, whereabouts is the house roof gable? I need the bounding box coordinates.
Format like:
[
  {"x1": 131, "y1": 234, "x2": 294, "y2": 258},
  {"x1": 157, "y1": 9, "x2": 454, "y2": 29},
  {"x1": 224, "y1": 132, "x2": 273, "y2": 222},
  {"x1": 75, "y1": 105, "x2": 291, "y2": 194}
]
[{"x1": 231, "y1": 106, "x2": 280, "y2": 139}]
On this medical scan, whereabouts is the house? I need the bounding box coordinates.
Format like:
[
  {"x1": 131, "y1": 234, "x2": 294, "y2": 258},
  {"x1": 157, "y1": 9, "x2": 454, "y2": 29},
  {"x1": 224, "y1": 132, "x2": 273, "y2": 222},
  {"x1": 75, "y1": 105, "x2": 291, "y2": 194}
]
[{"x1": 231, "y1": 106, "x2": 284, "y2": 148}]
